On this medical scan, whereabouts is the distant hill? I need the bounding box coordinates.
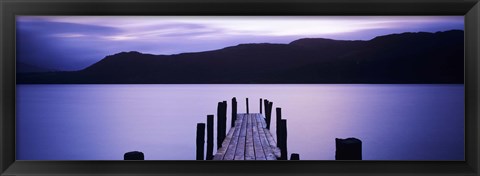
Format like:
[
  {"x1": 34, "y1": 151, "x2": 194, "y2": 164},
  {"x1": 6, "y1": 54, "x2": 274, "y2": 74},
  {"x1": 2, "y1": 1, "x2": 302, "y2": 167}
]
[{"x1": 17, "y1": 30, "x2": 464, "y2": 84}]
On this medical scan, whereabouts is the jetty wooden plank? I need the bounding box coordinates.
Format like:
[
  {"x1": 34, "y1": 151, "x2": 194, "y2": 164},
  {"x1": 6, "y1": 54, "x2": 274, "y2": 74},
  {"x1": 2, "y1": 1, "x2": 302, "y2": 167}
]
[
  {"x1": 234, "y1": 113, "x2": 248, "y2": 160},
  {"x1": 263, "y1": 128, "x2": 281, "y2": 158},
  {"x1": 256, "y1": 117, "x2": 277, "y2": 160},
  {"x1": 213, "y1": 115, "x2": 239, "y2": 160},
  {"x1": 222, "y1": 115, "x2": 244, "y2": 160},
  {"x1": 213, "y1": 113, "x2": 278, "y2": 160},
  {"x1": 212, "y1": 124, "x2": 236, "y2": 160},
  {"x1": 245, "y1": 114, "x2": 256, "y2": 160},
  {"x1": 251, "y1": 114, "x2": 267, "y2": 160},
  {"x1": 255, "y1": 114, "x2": 267, "y2": 129}
]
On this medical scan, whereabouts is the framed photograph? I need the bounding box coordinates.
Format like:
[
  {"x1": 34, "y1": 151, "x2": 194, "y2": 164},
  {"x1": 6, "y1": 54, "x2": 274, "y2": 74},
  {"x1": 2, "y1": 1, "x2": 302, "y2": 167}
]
[{"x1": 1, "y1": 0, "x2": 479, "y2": 175}]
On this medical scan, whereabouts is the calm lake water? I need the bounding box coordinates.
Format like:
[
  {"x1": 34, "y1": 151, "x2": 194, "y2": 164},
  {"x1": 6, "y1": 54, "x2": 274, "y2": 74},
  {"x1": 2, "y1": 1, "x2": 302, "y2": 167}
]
[{"x1": 16, "y1": 84, "x2": 464, "y2": 160}]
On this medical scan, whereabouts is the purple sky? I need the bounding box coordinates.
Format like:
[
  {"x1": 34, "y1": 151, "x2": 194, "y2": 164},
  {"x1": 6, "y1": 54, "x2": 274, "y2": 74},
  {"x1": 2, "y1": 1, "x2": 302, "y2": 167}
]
[{"x1": 16, "y1": 16, "x2": 464, "y2": 71}]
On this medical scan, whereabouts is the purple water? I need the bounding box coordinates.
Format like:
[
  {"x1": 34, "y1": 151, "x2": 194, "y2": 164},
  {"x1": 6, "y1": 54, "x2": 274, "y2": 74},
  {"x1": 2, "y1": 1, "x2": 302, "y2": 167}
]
[{"x1": 16, "y1": 84, "x2": 464, "y2": 160}]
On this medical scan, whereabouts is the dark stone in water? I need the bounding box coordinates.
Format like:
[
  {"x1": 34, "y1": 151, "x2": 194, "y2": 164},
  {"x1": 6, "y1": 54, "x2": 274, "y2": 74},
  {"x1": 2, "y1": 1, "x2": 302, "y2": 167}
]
[
  {"x1": 290, "y1": 153, "x2": 300, "y2": 160},
  {"x1": 335, "y1": 138, "x2": 362, "y2": 160},
  {"x1": 124, "y1": 151, "x2": 144, "y2": 160}
]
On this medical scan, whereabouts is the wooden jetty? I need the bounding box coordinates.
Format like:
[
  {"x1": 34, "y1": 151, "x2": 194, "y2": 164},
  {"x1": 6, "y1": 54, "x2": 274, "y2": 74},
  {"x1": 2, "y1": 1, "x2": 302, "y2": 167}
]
[
  {"x1": 213, "y1": 113, "x2": 281, "y2": 160},
  {"x1": 196, "y1": 97, "x2": 290, "y2": 160},
  {"x1": 193, "y1": 97, "x2": 361, "y2": 161}
]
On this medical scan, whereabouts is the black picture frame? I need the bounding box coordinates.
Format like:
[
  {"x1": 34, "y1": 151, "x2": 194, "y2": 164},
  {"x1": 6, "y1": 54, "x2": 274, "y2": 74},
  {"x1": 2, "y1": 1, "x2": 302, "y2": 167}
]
[{"x1": 1, "y1": 0, "x2": 479, "y2": 175}]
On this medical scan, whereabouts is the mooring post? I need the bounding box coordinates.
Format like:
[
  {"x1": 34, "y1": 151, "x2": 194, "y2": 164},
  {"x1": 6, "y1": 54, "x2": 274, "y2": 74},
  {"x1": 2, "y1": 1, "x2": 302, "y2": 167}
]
[
  {"x1": 269, "y1": 102, "x2": 273, "y2": 113},
  {"x1": 260, "y1": 98, "x2": 263, "y2": 114},
  {"x1": 222, "y1": 100, "x2": 227, "y2": 117},
  {"x1": 290, "y1": 153, "x2": 300, "y2": 160},
  {"x1": 196, "y1": 123, "x2": 206, "y2": 160},
  {"x1": 266, "y1": 101, "x2": 273, "y2": 129},
  {"x1": 278, "y1": 119, "x2": 288, "y2": 160},
  {"x1": 246, "y1": 98, "x2": 249, "y2": 114},
  {"x1": 264, "y1": 100, "x2": 269, "y2": 129},
  {"x1": 335, "y1": 138, "x2": 362, "y2": 160},
  {"x1": 217, "y1": 102, "x2": 227, "y2": 149},
  {"x1": 206, "y1": 115, "x2": 214, "y2": 160},
  {"x1": 264, "y1": 99, "x2": 268, "y2": 115},
  {"x1": 231, "y1": 97, "x2": 237, "y2": 127},
  {"x1": 124, "y1": 151, "x2": 144, "y2": 160},
  {"x1": 276, "y1": 107, "x2": 282, "y2": 144},
  {"x1": 222, "y1": 101, "x2": 227, "y2": 130},
  {"x1": 223, "y1": 101, "x2": 228, "y2": 129}
]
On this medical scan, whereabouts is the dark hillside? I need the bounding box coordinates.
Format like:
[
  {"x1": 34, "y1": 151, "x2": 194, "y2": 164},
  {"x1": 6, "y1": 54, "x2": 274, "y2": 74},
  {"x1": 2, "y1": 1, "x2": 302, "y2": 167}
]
[{"x1": 17, "y1": 30, "x2": 464, "y2": 84}]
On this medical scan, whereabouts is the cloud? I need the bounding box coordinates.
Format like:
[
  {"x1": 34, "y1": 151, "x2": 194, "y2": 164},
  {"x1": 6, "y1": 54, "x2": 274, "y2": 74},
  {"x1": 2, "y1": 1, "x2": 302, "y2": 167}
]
[
  {"x1": 16, "y1": 20, "x2": 124, "y2": 70},
  {"x1": 17, "y1": 19, "x2": 122, "y2": 37},
  {"x1": 96, "y1": 22, "x2": 224, "y2": 41},
  {"x1": 51, "y1": 33, "x2": 87, "y2": 38}
]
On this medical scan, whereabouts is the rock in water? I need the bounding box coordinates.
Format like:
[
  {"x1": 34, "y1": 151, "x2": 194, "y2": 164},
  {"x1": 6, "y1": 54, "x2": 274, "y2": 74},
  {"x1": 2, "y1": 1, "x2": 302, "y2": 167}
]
[
  {"x1": 124, "y1": 151, "x2": 144, "y2": 160},
  {"x1": 335, "y1": 138, "x2": 362, "y2": 160}
]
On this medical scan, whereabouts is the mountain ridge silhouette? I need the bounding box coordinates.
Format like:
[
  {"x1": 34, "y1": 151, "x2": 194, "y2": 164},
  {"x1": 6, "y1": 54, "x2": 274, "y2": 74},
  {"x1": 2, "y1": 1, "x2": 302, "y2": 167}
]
[{"x1": 17, "y1": 30, "x2": 464, "y2": 84}]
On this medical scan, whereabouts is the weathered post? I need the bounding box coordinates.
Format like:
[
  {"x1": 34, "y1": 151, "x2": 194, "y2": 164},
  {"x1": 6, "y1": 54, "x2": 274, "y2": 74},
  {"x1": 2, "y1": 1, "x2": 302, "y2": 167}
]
[
  {"x1": 246, "y1": 98, "x2": 249, "y2": 114},
  {"x1": 264, "y1": 100, "x2": 269, "y2": 128},
  {"x1": 269, "y1": 102, "x2": 273, "y2": 113},
  {"x1": 335, "y1": 138, "x2": 362, "y2": 160},
  {"x1": 206, "y1": 115, "x2": 214, "y2": 160},
  {"x1": 266, "y1": 101, "x2": 273, "y2": 129},
  {"x1": 124, "y1": 151, "x2": 144, "y2": 160},
  {"x1": 223, "y1": 101, "x2": 228, "y2": 129},
  {"x1": 264, "y1": 99, "x2": 268, "y2": 115},
  {"x1": 290, "y1": 153, "x2": 300, "y2": 160},
  {"x1": 196, "y1": 123, "x2": 206, "y2": 160},
  {"x1": 222, "y1": 101, "x2": 227, "y2": 129},
  {"x1": 264, "y1": 100, "x2": 269, "y2": 129},
  {"x1": 276, "y1": 107, "x2": 282, "y2": 144},
  {"x1": 223, "y1": 101, "x2": 228, "y2": 122},
  {"x1": 278, "y1": 119, "x2": 288, "y2": 160},
  {"x1": 260, "y1": 98, "x2": 263, "y2": 114},
  {"x1": 217, "y1": 102, "x2": 227, "y2": 149},
  {"x1": 231, "y1": 97, "x2": 237, "y2": 127}
]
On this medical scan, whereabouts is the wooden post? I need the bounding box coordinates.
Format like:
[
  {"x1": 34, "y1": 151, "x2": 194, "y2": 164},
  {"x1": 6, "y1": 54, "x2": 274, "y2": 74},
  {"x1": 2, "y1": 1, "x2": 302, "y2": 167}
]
[
  {"x1": 278, "y1": 119, "x2": 288, "y2": 160},
  {"x1": 124, "y1": 151, "x2": 144, "y2": 160},
  {"x1": 264, "y1": 99, "x2": 268, "y2": 115},
  {"x1": 269, "y1": 101, "x2": 272, "y2": 112},
  {"x1": 335, "y1": 138, "x2": 362, "y2": 160},
  {"x1": 290, "y1": 153, "x2": 300, "y2": 160},
  {"x1": 222, "y1": 101, "x2": 228, "y2": 130},
  {"x1": 266, "y1": 101, "x2": 273, "y2": 129},
  {"x1": 276, "y1": 107, "x2": 282, "y2": 144},
  {"x1": 246, "y1": 98, "x2": 249, "y2": 114},
  {"x1": 222, "y1": 101, "x2": 227, "y2": 129},
  {"x1": 264, "y1": 100, "x2": 269, "y2": 129},
  {"x1": 217, "y1": 102, "x2": 227, "y2": 149},
  {"x1": 231, "y1": 97, "x2": 237, "y2": 128},
  {"x1": 196, "y1": 123, "x2": 205, "y2": 160},
  {"x1": 260, "y1": 98, "x2": 263, "y2": 114},
  {"x1": 222, "y1": 101, "x2": 227, "y2": 116},
  {"x1": 206, "y1": 115, "x2": 214, "y2": 160}
]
